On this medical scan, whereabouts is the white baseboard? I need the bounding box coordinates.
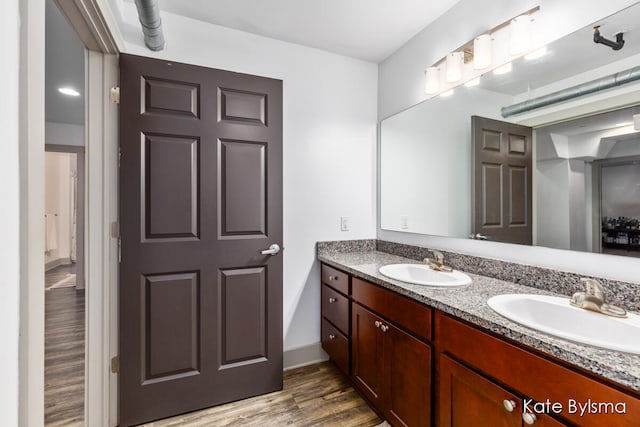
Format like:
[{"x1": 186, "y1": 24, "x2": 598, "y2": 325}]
[
  {"x1": 45, "y1": 257, "x2": 71, "y2": 272},
  {"x1": 283, "y1": 342, "x2": 329, "y2": 371}
]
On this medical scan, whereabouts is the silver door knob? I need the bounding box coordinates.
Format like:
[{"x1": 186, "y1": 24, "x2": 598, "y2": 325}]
[
  {"x1": 374, "y1": 320, "x2": 382, "y2": 328},
  {"x1": 260, "y1": 243, "x2": 281, "y2": 256},
  {"x1": 380, "y1": 325, "x2": 389, "y2": 332},
  {"x1": 328, "y1": 297, "x2": 337, "y2": 303},
  {"x1": 328, "y1": 334, "x2": 336, "y2": 340},
  {"x1": 470, "y1": 233, "x2": 489, "y2": 240},
  {"x1": 522, "y1": 412, "x2": 537, "y2": 425},
  {"x1": 503, "y1": 399, "x2": 516, "y2": 412}
]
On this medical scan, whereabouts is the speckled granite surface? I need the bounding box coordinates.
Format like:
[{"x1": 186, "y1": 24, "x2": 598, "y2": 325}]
[
  {"x1": 317, "y1": 239, "x2": 376, "y2": 254},
  {"x1": 317, "y1": 249, "x2": 640, "y2": 393},
  {"x1": 376, "y1": 240, "x2": 640, "y2": 312}
]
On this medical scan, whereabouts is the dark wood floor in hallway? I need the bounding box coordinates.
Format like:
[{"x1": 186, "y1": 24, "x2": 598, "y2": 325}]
[
  {"x1": 140, "y1": 362, "x2": 381, "y2": 427},
  {"x1": 45, "y1": 285, "x2": 85, "y2": 426}
]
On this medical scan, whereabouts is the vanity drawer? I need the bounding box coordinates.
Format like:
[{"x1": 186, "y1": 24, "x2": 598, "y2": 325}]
[
  {"x1": 352, "y1": 277, "x2": 431, "y2": 342},
  {"x1": 321, "y1": 318, "x2": 349, "y2": 375},
  {"x1": 321, "y1": 264, "x2": 349, "y2": 295},
  {"x1": 321, "y1": 284, "x2": 349, "y2": 335}
]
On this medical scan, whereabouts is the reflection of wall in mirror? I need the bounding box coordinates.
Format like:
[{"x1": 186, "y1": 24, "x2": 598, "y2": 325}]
[
  {"x1": 380, "y1": 87, "x2": 512, "y2": 237},
  {"x1": 535, "y1": 127, "x2": 640, "y2": 253}
]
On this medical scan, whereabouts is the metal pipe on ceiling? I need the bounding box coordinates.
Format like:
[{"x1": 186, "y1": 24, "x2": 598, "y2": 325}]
[
  {"x1": 134, "y1": 0, "x2": 165, "y2": 51},
  {"x1": 501, "y1": 66, "x2": 640, "y2": 118}
]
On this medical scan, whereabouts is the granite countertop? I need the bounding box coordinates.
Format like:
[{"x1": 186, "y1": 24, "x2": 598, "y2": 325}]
[{"x1": 318, "y1": 250, "x2": 640, "y2": 393}]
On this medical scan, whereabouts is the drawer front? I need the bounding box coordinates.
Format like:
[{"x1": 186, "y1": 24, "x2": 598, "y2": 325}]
[
  {"x1": 321, "y1": 284, "x2": 349, "y2": 335},
  {"x1": 352, "y1": 277, "x2": 431, "y2": 342},
  {"x1": 435, "y1": 312, "x2": 640, "y2": 427},
  {"x1": 321, "y1": 264, "x2": 349, "y2": 295},
  {"x1": 321, "y1": 318, "x2": 349, "y2": 375}
]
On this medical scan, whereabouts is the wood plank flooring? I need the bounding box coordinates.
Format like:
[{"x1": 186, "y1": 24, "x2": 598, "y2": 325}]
[
  {"x1": 141, "y1": 362, "x2": 381, "y2": 427},
  {"x1": 45, "y1": 286, "x2": 85, "y2": 426}
]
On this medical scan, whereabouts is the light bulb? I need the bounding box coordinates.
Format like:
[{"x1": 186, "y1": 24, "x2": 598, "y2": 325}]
[
  {"x1": 473, "y1": 34, "x2": 492, "y2": 69},
  {"x1": 445, "y1": 52, "x2": 463, "y2": 83},
  {"x1": 509, "y1": 15, "x2": 531, "y2": 55},
  {"x1": 424, "y1": 67, "x2": 440, "y2": 94}
]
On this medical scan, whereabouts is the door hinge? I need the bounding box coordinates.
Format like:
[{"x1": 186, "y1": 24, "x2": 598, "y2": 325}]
[
  {"x1": 110, "y1": 86, "x2": 120, "y2": 104},
  {"x1": 118, "y1": 146, "x2": 121, "y2": 168},
  {"x1": 110, "y1": 221, "x2": 119, "y2": 239},
  {"x1": 111, "y1": 356, "x2": 120, "y2": 373},
  {"x1": 118, "y1": 237, "x2": 122, "y2": 263}
]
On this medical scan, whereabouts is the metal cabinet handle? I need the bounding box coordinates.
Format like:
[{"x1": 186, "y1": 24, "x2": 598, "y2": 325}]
[
  {"x1": 260, "y1": 243, "x2": 281, "y2": 256},
  {"x1": 522, "y1": 412, "x2": 537, "y2": 425},
  {"x1": 503, "y1": 399, "x2": 516, "y2": 412},
  {"x1": 328, "y1": 334, "x2": 336, "y2": 340},
  {"x1": 328, "y1": 297, "x2": 337, "y2": 303},
  {"x1": 374, "y1": 320, "x2": 382, "y2": 328},
  {"x1": 380, "y1": 325, "x2": 389, "y2": 332}
]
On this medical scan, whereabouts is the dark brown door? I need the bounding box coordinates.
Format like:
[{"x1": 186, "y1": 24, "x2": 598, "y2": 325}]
[
  {"x1": 472, "y1": 115, "x2": 532, "y2": 245},
  {"x1": 352, "y1": 304, "x2": 384, "y2": 408},
  {"x1": 118, "y1": 54, "x2": 283, "y2": 426},
  {"x1": 385, "y1": 323, "x2": 431, "y2": 427}
]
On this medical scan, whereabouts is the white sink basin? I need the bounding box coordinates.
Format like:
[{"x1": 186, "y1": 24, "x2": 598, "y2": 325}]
[
  {"x1": 378, "y1": 264, "x2": 472, "y2": 287},
  {"x1": 487, "y1": 294, "x2": 640, "y2": 354}
]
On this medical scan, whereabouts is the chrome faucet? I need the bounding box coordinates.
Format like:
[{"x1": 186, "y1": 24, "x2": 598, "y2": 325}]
[
  {"x1": 423, "y1": 250, "x2": 453, "y2": 272},
  {"x1": 570, "y1": 278, "x2": 627, "y2": 318}
]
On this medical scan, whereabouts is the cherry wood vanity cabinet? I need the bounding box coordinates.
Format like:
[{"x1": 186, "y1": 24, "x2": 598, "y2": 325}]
[
  {"x1": 351, "y1": 278, "x2": 432, "y2": 427},
  {"x1": 435, "y1": 312, "x2": 640, "y2": 427},
  {"x1": 320, "y1": 264, "x2": 351, "y2": 375}
]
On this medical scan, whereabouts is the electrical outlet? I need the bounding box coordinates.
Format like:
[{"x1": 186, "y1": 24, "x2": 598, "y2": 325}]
[
  {"x1": 341, "y1": 216, "x2": 351, "y2": 232},
  {"x1": 401, "y1": 215, "x2": 409, "y2": 230}
]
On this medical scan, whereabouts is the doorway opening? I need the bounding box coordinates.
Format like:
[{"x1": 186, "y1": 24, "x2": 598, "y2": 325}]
[{"x1": 44, "y1": 0, "x2": 87, "y2": 423}]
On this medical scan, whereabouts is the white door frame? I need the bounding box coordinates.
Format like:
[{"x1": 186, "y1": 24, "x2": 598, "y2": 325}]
[{"x1": 21, "y1": 0, "x2": 121, "y2": 425}]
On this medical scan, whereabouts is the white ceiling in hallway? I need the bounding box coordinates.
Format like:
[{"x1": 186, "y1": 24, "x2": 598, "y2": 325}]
[{"x1": 122, "y1": 0, "x2": 462, "y2": 62}]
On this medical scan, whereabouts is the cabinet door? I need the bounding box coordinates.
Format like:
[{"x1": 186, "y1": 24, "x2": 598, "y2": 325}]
[
  {"x1": 385, "y1": 323, "x2": 431, "y2": 427},
  {"x1": 352, "y1": 303, "x2": 384, "y2": 408},
  {"x1": 438, "y1": 354, "x2": 521, "y2": 427}
]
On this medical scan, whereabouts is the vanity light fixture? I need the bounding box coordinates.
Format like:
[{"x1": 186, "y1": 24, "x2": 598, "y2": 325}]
[
  {"x1": 473, "y1": 35, "x2": 492, "y2": 69},
  {"x1": 424, "y1": 67, "x2": 440, "y2": 94},
  {"x1": 422, "y1": 6, "x2": 539, "y2": 96},
  {"x1": 445, "y1": 52, "x2": 463, "y2": 82},
  {"x1": 58, "y1": 87, "x2": 81, "y2": 97},
  {"x1": 524, "y1": 46, "x2": 547, "y2": 60},
  {"x1": 493, "y1": 62, "x2": 512, "y2": 75},
  {"x1": 464, "y1": 77, "x2": 481, "y2": 87},
  {"x1": 509, "y1": 15, "x2": 532, "y2": 55}
]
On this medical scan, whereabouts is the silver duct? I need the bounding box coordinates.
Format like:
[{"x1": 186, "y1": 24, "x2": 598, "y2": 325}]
[
  {"x1": 134, "y1": 0, "x2": 165, "y2": 51},
  {"x1": 501, "y1": 66, "x2": 640, "y2": 118}
]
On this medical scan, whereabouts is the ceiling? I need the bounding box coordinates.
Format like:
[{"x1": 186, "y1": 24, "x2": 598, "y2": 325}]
[
  {"x1": 45, "y1": 0, "x2": 85, "y2": 126},
  {"x1": 123, "y1": 0, "x2": 462, "y2": 63}
]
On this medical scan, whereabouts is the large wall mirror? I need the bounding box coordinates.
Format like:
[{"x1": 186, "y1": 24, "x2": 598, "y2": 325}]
[{"x1": 380, "y1": 3, "x2": 640, "y2": 258}]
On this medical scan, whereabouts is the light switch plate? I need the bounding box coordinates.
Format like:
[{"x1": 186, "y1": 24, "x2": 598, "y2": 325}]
[
  {"x1": 341, "y1": 216, "x2": 351, "y2": 231},
  {"x1": 400, "y1": 215, "x2": 409, "y2": 230}
]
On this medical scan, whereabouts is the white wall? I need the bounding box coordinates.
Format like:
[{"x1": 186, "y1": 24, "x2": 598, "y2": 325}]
[
  {"x1": 381, "y1": 87, "x2": 512, "y2": 237},
  {"x1": 45, "y1": 152, "x2": 74, "y2": 267},
  {"x1": 0, "y1": 0, "x2": 20, "y2": 424},
  {"x1": 602, "y1": 163, "x2": 640, "y2": 217},
  {"x1": 45, "y1": 121, "x2": 85, "y2": 146},
  {"x1": 378, "y1": 0, "x2": 640, "y2": 283},
  {"x1": 114, "y1": 4, "x2": 378, "y2": 350}
]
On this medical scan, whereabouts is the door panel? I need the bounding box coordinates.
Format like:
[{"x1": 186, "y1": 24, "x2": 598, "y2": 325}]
[
  {"x1": 438, "y1": 355, "x2": 521, "y2": 427},
  {"x1": 219, "y1": 139, "x2": 267, "y2": 237},
  {"x1": 472, "y1": 115, "x2": 532, "y2": 244},
  {"x1": 142, "y1": 272, "x2": 200, "y2": 383},
  {"x1": 119, "y1": 54, "x2": 283, "y2": 426},
  {"x1": 143, "y1": 134, "x2": 199, "y2": 240},
  {"x1": 351, "y1": 303, "x2": 384, "y2": 407},
  {"x1": 219, "y1": 267, "x2": 267, "y2": 365},
  {"x1": 385, "y1": 324, "x2": 431, "y2": 427}
]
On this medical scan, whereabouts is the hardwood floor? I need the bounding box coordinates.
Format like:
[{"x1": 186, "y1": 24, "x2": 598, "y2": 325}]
[
  {"x1": 141, "y1": 362, "x2": 382, "y2": 427},
  {"x1": 45, "y1": 286, "x2": 85, "y2": 426}
]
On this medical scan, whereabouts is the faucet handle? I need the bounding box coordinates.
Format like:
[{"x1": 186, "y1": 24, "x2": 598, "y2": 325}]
[
  {"x1": 580, "y1": 278, "x2": 605, "y2": 300},
  {"x1": 431, "y1": 250, "x2": 444, "y2": 264}
]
